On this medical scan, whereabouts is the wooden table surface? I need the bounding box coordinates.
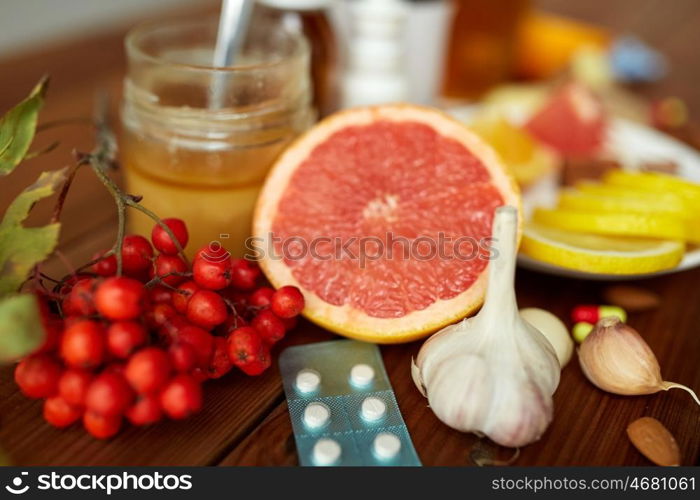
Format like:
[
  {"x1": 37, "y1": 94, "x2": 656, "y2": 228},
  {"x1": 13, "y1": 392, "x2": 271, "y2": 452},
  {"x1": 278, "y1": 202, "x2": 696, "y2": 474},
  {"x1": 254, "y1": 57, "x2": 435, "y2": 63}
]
[{"x1": 1, "y1": 0, "x2": 699, "y2": 466}]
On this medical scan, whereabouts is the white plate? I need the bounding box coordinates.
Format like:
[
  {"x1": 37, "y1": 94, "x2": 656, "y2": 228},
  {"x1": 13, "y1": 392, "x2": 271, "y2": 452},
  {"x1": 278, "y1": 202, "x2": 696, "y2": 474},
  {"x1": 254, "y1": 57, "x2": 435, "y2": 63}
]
[{"x1": 449, "y1": 106, "x2": 700, "y2": 280}]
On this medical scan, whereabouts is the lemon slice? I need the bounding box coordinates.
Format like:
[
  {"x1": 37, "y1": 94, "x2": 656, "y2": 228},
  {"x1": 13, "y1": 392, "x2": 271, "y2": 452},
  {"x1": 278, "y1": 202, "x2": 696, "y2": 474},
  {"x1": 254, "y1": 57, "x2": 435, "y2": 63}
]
[
  {"x1": 521, "y1": 223, "x2": 685, "y2": 274},
  {"x1": 533, "y1": 208, "x2": 687, "y2": 241},
  {"x1": 603, "y1": 171, "x2": 700, "y2": 209},
  {"x1": 557, "y1": 190, "x2": 700, "y2": 244},
  {"x1": 576, "y1": 182, "x2": 696, "y2": 213},
  {"x1": 559, "y1": 189, "x2": 690, "y2": 218}
]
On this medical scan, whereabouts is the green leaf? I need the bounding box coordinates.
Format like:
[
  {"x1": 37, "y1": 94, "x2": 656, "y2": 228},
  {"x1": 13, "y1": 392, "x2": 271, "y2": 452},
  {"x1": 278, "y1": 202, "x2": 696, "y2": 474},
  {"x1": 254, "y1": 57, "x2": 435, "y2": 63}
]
[
  {"x1": 0, "y1": 77, "x2": 48, "y2": 175},
  {"x1": 0, "y1": 168, "x2": 66, "y2": 294},
  {"x1": 0, "y1": 293, "x2": 44, "y2": 363}
]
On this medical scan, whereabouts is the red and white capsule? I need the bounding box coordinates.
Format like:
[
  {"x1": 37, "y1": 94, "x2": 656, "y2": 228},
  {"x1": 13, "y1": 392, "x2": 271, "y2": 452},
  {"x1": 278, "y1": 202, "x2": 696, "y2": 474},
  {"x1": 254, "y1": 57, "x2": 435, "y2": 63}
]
[{"x1": 571, "y1": 305, "x2": 627, "y2": 325}]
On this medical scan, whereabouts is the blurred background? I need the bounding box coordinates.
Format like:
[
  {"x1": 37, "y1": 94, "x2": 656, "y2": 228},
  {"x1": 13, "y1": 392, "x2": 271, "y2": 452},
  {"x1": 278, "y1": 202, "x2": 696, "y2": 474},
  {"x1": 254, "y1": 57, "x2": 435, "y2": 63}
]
[
  {"x1": 1, "y1": 0, "x2": 699, "y2": 112},
  {"x1": 0, "y1": 0, "x2": 196, "y2": 58}
]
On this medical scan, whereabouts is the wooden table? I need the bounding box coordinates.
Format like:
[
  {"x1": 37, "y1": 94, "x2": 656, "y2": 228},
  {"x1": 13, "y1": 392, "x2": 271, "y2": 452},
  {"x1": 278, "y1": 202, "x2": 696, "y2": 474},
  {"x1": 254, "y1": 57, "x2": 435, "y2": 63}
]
[{"x1": 1, "y1": 0, "x2": 699, "y2": 466}]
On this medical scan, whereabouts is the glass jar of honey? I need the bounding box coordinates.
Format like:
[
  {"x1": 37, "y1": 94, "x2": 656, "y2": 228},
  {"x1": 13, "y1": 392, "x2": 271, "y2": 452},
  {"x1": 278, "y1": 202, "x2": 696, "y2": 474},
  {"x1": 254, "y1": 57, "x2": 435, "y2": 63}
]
[{"x1": 121, "y1": 18, "x2": 314, "y2": 257}]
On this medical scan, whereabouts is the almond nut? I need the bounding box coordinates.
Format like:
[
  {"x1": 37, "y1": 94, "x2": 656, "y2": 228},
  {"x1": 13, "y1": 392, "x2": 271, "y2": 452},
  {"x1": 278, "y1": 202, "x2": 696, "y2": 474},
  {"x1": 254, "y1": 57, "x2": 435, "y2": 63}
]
[
  {"x1": 626, "y1": 417, "x2": 681, "y2": 466},
  {"x1": 603, "y1": 285, "x2": 660, "y2": 312}
]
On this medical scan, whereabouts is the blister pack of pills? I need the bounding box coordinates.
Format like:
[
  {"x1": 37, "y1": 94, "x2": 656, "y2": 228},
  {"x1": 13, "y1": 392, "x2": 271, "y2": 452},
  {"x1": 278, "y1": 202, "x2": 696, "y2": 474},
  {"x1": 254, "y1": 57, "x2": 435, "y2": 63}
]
[{"x1": 279, "y1": 339, "x2": 421, "y2": 466}]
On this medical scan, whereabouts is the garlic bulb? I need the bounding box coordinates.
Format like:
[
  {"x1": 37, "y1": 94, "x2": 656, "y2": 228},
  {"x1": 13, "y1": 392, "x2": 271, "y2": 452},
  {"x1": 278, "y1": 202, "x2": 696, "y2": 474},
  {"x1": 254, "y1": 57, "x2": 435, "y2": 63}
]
[
  {"x1": 411, "y1": 206, "x2": 561, "y2": 448},
  {"x1": 578, "y1": 317, "x2": 700, "y2": 406}
]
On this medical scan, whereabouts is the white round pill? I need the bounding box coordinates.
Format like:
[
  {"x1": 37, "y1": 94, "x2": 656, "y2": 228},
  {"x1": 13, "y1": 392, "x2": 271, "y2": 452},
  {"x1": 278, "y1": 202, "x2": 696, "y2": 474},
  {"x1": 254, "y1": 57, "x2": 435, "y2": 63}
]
[
  {"x1": 295, "y1": 369, "x2": 320, "y2": 393},
  {"x1": 303, "y1": 402, "x2": 330, "y2": 429},
  {"x1": 361, "y1": 396, "x2": 386, "y2": 422},
  {"x1": 373, "y1": 432, "x2": 402, "y2": 460},
  {"x1": 350, "y1": 364, "x2": 375, "y2": 387},
  {"x1": 313, "y1": 438, "x2": 341, "y2": 466}
]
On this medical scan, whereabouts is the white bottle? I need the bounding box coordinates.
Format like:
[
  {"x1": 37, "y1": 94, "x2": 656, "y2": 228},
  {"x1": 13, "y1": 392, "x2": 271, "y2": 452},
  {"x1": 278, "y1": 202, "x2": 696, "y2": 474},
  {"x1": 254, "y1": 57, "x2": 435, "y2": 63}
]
[{"x1": 341, "y1": 0, "x2": 408, "y2": 108}]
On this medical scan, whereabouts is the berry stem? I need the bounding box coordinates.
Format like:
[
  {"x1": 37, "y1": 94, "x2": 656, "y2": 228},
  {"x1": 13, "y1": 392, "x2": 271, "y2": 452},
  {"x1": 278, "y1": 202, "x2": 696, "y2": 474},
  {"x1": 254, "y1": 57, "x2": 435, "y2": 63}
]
[
  {"x1": 45, "y1": 96, "x2": 186, "y2": 286},
  {"x1": 58, "y1": 251, "x2": 113, "y2": 285},
  {"x1": 38, "y1": 273, "x2": 60, "y2": 284},
  {"x1": 88, "y1": 156, "x2": 126, "y2": 276},
  {"x1": 115, "y1": 198, "x2": 126, "y2": 276},
  {"x1": 144, "y1": 272, "x2": 192, "y2": 289},
  {"x1": 221, "y1": 297, "x2": 243, "y2": 324}
]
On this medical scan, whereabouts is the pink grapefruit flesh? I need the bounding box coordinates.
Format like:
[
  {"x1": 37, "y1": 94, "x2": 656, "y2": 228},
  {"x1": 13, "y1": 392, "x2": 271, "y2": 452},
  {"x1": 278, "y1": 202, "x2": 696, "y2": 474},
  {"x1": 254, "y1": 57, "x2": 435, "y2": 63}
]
[
  {"x1": 253, "y1": 105, "x2": 520, "y2": 343},
  {"x1": 525, "y1": 82, "x2": 606, "y2": 156}
]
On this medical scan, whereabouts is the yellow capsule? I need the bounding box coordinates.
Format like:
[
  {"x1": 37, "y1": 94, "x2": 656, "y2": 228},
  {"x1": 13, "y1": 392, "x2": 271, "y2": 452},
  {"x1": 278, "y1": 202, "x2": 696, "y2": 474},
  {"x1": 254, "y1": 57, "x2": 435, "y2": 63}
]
[
  {"x1": 573, "y1": 322, "x2": 594, "y2": 343},
  {"x1": 599, "y1": 305, "x2": 627, "y2": 323}
]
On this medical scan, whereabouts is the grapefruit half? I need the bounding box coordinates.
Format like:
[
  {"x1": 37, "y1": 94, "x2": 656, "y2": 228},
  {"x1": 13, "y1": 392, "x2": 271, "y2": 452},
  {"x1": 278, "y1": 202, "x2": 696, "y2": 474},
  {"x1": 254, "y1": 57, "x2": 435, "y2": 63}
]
[{"x1": 253, "y1": 105, "x2": 520, "y2": 343}]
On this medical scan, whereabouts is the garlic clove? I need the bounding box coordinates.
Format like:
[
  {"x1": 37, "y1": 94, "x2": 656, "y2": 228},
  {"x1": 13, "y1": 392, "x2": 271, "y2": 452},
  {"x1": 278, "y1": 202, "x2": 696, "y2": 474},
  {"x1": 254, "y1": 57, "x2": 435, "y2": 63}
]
[
  {"x1": 410, "y1": 358, "x2": 426, "y2": 397},
  {"x1": 578, "y1": 317, "x2": 700, "y2": 406},
  {"x1": 520, "y1": 307, "x2": 573, "y2": 368},
  {"x1": 579, "y1": 317, "x2": 662, "y2": 395}
]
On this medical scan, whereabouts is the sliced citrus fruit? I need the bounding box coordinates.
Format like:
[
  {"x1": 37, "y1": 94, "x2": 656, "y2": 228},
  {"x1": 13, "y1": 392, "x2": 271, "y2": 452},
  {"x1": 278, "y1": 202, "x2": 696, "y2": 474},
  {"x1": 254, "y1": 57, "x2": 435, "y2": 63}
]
[
  {"x1": 576, "y1": 182, "x2": 696, "y2": 213},
  {"x1": 559, "y1": 189, "x2": 688, "y2": 218},
  {"x1": 558, "y1": 189, "x2": 700, "y2": 244},
  {"x1": 253, "y1": 104, "x2": 520, "y2": 343},
  {"x1": 533, "y1": 208, "x2": 687, "y2": 241},
  {"x1": 468, "y1": 116, "x2": 558, "y2": 187},
  {"x1": 521, "y1": 223, "x2": 684, "y2": 275},
  {"x1": 603, "y1": 171, "x2": 700, "y2": 207}
]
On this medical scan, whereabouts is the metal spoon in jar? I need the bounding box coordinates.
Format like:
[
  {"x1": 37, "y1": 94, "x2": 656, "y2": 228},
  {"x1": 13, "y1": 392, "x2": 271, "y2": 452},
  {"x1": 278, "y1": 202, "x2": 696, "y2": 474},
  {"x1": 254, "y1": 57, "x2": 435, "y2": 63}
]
[{"x1": 209, "y1": 0, "x2": 255, "y2": 109}]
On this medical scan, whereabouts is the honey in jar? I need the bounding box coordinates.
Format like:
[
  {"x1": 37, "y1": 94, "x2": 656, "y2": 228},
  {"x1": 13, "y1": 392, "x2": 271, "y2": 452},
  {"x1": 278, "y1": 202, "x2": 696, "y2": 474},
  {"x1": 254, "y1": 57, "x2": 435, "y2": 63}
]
[{"x1": 121, "y1": 18, "x2": 314, "y2": 256}]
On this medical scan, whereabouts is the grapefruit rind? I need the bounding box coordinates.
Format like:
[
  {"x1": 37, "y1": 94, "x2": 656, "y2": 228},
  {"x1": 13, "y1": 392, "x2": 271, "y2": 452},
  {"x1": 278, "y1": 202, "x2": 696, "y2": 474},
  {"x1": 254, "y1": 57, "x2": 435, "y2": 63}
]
[{"x1": 253, "y1": 104, "x2": 521, "y2": 343}]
